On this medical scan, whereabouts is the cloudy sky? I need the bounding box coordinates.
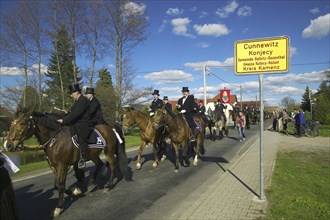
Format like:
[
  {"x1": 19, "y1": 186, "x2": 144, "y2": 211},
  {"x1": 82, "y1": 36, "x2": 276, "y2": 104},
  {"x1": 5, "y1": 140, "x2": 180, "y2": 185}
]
[{"x1": 1, "y1": 0, "x2": 329, "y2": 106}]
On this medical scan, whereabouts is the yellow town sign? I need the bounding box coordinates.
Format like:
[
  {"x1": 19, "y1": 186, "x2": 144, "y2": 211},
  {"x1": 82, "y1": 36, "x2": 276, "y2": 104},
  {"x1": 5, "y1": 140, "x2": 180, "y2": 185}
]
[{"x1": 235, "y1": 36, "x2": 289, "y2": 74}]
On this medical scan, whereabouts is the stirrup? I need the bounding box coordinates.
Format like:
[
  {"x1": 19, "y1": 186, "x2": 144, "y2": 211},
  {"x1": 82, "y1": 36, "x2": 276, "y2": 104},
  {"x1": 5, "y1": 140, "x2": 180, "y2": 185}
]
[
  {"x1": 190, "y1": 136, "x2": 196, "y2": 142},
  {"x1": 78, "y1": 158, "x2": 86, "y2": 169}
]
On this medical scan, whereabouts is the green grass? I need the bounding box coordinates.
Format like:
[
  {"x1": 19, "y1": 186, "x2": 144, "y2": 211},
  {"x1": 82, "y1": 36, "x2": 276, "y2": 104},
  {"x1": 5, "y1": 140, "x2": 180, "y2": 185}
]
[{"x1": 266, "y1": 151, "x2": 330, "y2": 220}]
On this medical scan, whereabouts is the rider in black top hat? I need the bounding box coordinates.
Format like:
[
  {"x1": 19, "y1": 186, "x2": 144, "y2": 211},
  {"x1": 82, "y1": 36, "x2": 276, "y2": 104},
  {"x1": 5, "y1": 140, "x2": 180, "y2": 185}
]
[
  {"x1": 57, "y1": 83, "x2": 92, "y2": 169},
  {"x1": 85, "y1": 87, "x2": 105, "y2": 126},
  {"x1": 163, "y1": 96, "x2": 172, "y2": 113},
  {"x1": 177, "y1": 87, "x2": 196, "y2": 142},
  {"x1": 149, "y1": 89, "x2": 163, "y2": 116}
]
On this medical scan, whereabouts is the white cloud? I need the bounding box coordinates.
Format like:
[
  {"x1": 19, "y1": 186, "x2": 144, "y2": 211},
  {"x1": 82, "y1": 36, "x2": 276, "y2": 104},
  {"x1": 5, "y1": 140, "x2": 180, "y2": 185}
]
[
  {"x1": 198, "y1": 11, "x2": 209, "y2": 19},
  {"x1": 158, "y1": 19, "x2": 168, "y2": 33},
  {"x1": 237, "y1": 6, "x2": 252, "y2": 17},
  {"x1": 215, "y1": 1, "x2": 239, "y2": 18},
  {"x1": 265, "y1": 70, "x2": 327, "y2": 86},
  {"x1": 124, "y1": 2, "x2": 146, "y2": 16},
  {"x1": 184, "y1": 58, "x2": 234, "y2": 71},
  {"x1": 171, "y1": 17, "x2": 194, "y2": 37},
  {"x1": 189, "y1": 7, "x2": 197, "y2": 12},
  {"x1": 166, "y1": 7, "x2": 184, "y2": 16},
  {"x1": 309, "y1": 8, "x2": 320, "y2": 14},
  {"x1": 302, "y1": 13, "x2": 330, "y2": 39},
  {"x1": 193, "y1": 23, "x2": 230, "y2": 37},
  {"x1": 1, "y1": 64, "x2": 48, "y2": 76},
  {"x1": 290, "y1": 47, "x2": 297, "y2": 56},
  {"x1": 144, "y1": 70, "x2": 194, "y2": 85},
  {"x1": 196, "y1": 42, "x2": 210, "y2": 48}
]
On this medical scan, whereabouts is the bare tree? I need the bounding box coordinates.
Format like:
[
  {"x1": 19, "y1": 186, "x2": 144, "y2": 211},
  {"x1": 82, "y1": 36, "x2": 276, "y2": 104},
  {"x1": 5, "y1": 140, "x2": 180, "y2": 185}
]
[
  {"x1": 58, "y1": 0, "x2": 83, "y2": 83},
  {"x1": 81, "y1": 0, "x2": 109, "y2": 86},
  {"x1": 105, "y1": 0, "x2": 148, "y2": 121},
  {"x1": 0, "y1": 1, "x2": 35, "y2": 107},
  {"x1": 22, "y1": 0, "x2": 48, "y2": 110},
  {"x1": 280, "y1": 96, "x2": 298, "y2": 112}
]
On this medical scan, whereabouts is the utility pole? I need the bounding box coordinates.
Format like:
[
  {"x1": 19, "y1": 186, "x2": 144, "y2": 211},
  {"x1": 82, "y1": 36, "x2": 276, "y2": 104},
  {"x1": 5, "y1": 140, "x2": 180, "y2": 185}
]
[{"x1": 203, "y1": 65, "x2": 207, "y2": 105}]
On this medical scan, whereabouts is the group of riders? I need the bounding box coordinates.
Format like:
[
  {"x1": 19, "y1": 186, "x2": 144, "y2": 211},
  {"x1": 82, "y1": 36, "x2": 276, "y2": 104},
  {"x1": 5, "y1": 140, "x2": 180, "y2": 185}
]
[{"x1": 54, "y1": 83, "x2": 262, "y2": 169}]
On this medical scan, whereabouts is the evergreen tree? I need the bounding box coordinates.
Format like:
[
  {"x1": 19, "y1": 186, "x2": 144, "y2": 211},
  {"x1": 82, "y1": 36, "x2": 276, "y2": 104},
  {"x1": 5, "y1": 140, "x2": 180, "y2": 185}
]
[
  {"x1": 314, "y1": 81, "x2": 330, "y2": 125},
  {"x1": 301, "y1": 85, "x2": 311, "y2": 112},
  {"x1": 18, "y1": 86, "x2": 39, "y2": 109},
  {"x1": 95, "y1": 68, "x2": 116, "y2": 122},
  {"x1": 44, "y1": 26, "x2": 80, "y2": 110}
]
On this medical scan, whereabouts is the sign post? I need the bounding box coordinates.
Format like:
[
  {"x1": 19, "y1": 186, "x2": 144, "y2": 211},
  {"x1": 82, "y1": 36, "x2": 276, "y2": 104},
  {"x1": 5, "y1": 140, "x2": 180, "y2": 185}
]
[{"x1": 234, "y1": 36, "x2": 289, "y2": 200}]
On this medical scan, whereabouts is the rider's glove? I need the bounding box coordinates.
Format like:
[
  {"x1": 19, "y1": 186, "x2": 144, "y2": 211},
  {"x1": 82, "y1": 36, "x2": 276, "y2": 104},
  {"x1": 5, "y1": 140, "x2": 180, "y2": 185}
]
[
  {"x1": 180, "y1": 110, "x2": 186, "y2": 114},
  {"x1": 176, "y1": 104, "x2": 181, "y2": 108},
  {"x1": 149, "y1": 112, "x2": 154, "y2": 116}
]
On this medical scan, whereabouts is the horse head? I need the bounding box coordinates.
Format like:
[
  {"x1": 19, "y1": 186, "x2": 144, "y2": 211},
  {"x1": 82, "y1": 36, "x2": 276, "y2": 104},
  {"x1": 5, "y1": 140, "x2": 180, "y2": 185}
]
[
  {"x1": 4, "y1": 107, "x2": 35, "y2": 151},
  {"x1": 122, "y1": 106, "x2": 135, "y2": 132},
  {"x1": 152, "y1": 107, "x2": 166, "y2": 130}
]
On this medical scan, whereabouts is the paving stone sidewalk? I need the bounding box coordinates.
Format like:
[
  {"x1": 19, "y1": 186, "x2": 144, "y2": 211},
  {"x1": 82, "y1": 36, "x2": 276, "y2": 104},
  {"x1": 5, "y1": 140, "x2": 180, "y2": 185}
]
[{"x1": 177, "y1": 130, "x2": 280, "y2": 220}]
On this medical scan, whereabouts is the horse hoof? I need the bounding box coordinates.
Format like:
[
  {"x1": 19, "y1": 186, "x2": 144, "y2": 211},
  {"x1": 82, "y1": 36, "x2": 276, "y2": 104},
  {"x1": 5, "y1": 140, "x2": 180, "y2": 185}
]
[
  {"x1": 174, "y1": 169, "x2": 179, "y2": 173},
  {"x1": 88, "y1": 184, "x2": 96, "y2": 192},
  {"x1": 73, "y1": 187, "x2": 82, "y2": 196},
  {"x1": 193, "y1": 160, "x2": 198, "y2": 166},
  {"x1": 152, "y1": 162, "x2": 158, "y2": 168},
  {"x1": 136, "y1": 163, "x2": 142, "y2": 170},
  {"x1": 53, "y1": 208, "x2": 63, "y2": 217},
  {"x1": 103, "y1": 188, "x2": 111, "y2": 194},
  {"x1": 161, "y1": 155, "x2": 167, "y2": 162}
]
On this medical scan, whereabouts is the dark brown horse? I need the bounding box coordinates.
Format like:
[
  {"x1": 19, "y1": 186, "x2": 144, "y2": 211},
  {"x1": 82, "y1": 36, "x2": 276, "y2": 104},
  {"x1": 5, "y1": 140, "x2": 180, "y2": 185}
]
[
  {"x1": 122, "y1": 106, "x2": 168, "y2": 169},
  {"x1": 4, "y1": 107, "x2": 130, "y2": 217},
  {"x1": 153, "y1": 107, "x2": 205, "y2": 171}
]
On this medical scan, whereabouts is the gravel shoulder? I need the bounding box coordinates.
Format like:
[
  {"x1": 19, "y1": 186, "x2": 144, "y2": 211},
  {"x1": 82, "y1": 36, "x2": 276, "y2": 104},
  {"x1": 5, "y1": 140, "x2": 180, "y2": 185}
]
[{"x1": 277, "y1": 133, "x2": 329, "y2": 153}]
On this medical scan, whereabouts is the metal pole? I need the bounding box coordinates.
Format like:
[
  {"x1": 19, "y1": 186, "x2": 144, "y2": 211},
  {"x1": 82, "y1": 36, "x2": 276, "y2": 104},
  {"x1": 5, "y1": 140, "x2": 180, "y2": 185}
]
[
  {"x1": 259, "y1": 74, "x2": 265, "y2": 200},
  {"x1": 203, "y1": 65, "x2": 207, "y2": 105},
  {"x1": 240, "y1": 85, "x2": 242, "y2": 110}
]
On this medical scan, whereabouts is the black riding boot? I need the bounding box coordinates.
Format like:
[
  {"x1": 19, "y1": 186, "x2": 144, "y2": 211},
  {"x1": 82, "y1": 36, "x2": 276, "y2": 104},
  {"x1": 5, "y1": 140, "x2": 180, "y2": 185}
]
[
  {"x1": 78, "y1": 147, "x2": 87, "y2": 169},
  {"x1": 190, "y1": 127, "x2": 196, "y2": 142}
]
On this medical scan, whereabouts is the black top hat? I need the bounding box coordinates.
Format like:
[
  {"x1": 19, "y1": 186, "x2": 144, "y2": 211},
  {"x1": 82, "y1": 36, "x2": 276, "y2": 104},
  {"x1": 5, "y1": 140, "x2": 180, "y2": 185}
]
[
  {"x1": 85, "y1": 87, "x2": 95, "y2": 95},
  {"x1": 217, "y1": 99, "x2": 221, "y2": 102},
  {"x1": 152, "y1": 89, "x2": 160, "y2": 96},
  {"x1": 163, "y1": 96, "x2": 168, "y2": 100},
  {"x1": 68, "y1": 83, "x2": 81, "y2": 93},
  {"x1": 181, "y1": 87, "x2": 189, "y2": 92}
]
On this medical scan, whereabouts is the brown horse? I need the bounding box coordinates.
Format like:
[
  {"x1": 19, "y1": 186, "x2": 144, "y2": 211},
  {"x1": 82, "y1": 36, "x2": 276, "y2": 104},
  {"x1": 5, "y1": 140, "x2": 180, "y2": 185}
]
[
  {"x1": 4, "y1": 107, "x2": 130, "y2": 217},
  {"x1": 122, "y1": 106, "x2": 169, "y2": 169},
  {"x1": 153, "y1": 107, "x2": 205, "y2": 171}
]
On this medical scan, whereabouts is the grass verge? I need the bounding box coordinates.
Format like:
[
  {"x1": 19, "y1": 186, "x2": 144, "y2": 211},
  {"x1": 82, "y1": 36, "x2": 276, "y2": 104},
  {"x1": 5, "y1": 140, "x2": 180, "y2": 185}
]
[{"x1": 266, "y1": 151, "x2": 330, "y2": 219}]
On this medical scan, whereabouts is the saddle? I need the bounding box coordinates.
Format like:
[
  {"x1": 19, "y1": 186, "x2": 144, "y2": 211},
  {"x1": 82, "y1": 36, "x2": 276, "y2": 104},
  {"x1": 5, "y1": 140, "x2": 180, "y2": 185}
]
[{"x1": 72, "y1": 128, "x2": 106, "y2": 149}]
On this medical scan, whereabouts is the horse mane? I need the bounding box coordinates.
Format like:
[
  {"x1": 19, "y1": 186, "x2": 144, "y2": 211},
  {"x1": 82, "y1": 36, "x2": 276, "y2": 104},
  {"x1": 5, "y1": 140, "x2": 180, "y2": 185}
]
[
  {"x1": 32, "y1": 112, "x2": 61, "y2": 131},
  {"x1": 164, "y1": 107, "x2": 176, "y2": 119}
]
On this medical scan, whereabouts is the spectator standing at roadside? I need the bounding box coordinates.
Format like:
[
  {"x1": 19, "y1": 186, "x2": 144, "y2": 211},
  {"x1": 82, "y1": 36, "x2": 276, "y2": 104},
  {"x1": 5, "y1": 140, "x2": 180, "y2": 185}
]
[
  {"x1": 282, "y1": 109, "x2": 289, "y2": 135},
  {"x1": 294, "y1": 109, "x2": 301, "y2": 137},
  {"x1": 236, "y1": 111, "x2": 246, "y2": 142}
]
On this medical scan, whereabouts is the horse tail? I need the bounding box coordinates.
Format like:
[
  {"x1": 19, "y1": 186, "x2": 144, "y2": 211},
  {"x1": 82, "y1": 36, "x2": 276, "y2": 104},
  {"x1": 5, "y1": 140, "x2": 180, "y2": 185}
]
[{"x1": 116, "y1": 135, "x2": 132, "y2": 181}]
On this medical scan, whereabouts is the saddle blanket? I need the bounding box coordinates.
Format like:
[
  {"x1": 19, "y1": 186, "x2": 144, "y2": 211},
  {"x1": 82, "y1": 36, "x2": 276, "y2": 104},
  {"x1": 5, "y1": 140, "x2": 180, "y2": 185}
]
[{"x1": 72, "y1": 128, "x2": 106, "y2": 149}]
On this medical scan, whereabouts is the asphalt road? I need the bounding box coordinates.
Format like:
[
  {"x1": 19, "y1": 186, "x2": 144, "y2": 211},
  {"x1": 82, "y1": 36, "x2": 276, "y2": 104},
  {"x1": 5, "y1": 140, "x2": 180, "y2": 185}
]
[{"x1": 13, "y1": 120, "x2": 271, "y2": 220}]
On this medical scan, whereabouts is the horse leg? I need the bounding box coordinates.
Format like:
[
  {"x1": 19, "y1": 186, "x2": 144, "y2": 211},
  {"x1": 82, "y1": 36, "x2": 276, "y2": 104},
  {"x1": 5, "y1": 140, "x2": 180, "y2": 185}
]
[
  {"x1": 53, "y1": 164, "x2": 69, "y2": 217},
  {"x1": 136, "y1": 141, "x2": 146, "y2": 170},
  {"x1": 181, "y1": 142, "x2": 190, "y2": 168},
  {"x1": 87, "y1": 156, "x2": 103, "y2": 192},
  {"x1": 160, "y1": 141, "x2": 167, "y2": 162},
  {"x1": 193, "y1": 134, "x2": 200, "y2": 166},
  {"x1": 103, "y1": 153, "x2": 116, "y2": 193},
  {"x1": 152, "y1": 141, "x2": 160, "y2": 168},
  {"x1": 172, "y1": 143, "x2": 180, "y2": 172}
]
